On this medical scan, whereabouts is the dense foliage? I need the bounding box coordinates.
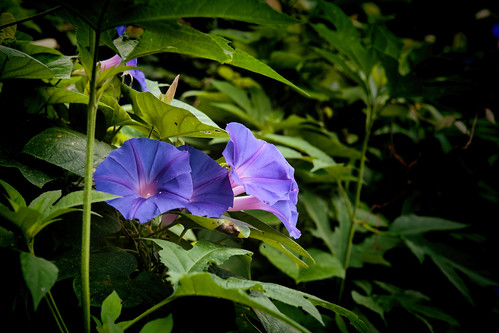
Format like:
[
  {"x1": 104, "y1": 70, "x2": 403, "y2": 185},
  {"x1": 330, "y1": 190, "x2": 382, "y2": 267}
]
[{"x1": 1, "y1": 0, "x2": 498, "y2": 332}]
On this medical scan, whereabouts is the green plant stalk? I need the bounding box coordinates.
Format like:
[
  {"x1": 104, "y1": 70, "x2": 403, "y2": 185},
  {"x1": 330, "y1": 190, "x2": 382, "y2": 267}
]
[
  {"x1": 81, "y1": 27, "x2": 101, "y2": 333},
  {"x1": 121, "y1": 295, "x2": 175, "y2": 330},
  {"x1": 339, "y1": 103, "x2": 375, "y2": 301},
  {"x1": 46, "y1": 292, "x2": 69, "y2": 333}
]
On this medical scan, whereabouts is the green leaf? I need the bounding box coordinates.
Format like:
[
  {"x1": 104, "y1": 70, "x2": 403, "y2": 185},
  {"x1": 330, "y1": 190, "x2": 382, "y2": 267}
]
[
  {"x1": 0, "y1": 155, "x2": 55, "y2": 188},
  {"x1": 349, "y1": 234, "x2": 400, "y2": 268},
  {"x1": 28, "y1": 190, "x2": 61, "y2": 214},
  {"x1": 0, "y1": 178, "x2": 27, "y2": 210},
  {"x1": 390, "y1": 215, "x2": 468, "y2": 235},
  {"x1": 151, "y1": 239, "x2": 252, "y2": 285},
  {"x1": 124, "y1": 87, "x2": 227, "y2": 139},
  {"x1": 73, "y1": 247, "x2": 169, "y2": 307},
  {"x1": 0, "y1": 205, "x2": 40, "y2": 239},
  {"x1": 171, "y1": 271, "x2": 368, "y2": 332},
  {"x1": 59, "y1": 0, "x2": 297, "y2": 30},
  {"x1": 351, "y1": 291, "x2": 385, "y2": 321},
  {"x1": 101, "y1": 290, "x2": 122, "y2": 326},
  {"x1": 300, "y1": 190, "x2": 335, "y2": 254},
  {"x1": 402, "y1": 235, "x2": 496, "y2": 304},
  {"x1": 372, "y1": 281, "x2": 459, "y2": 327},
  {"x1": 23, "y1": 127, "x2": 114, "y2": 177},
  {"x1": 0, "y1": 13, "x2": 16, "y2": 43},
  {"x1": 38, "y1": 86, "x2": 133, "y2": 128},
  {"x1": 42, "y1": 190, "x2": 118, "y2": 223},
  {"x1": 182, "y1": 213, "x2": 251, "y2": 238},
  {"x1": 370, "y1": 24, "x2": 403, "y2": 61},
  {"x1": 31, "y1": 54, "x2": 74, "y2": 79},
  {"x1": 171, "y1": 272, "x2": 312, "y2": 332},
  {"x1": 210, "y1": 80, "x2": 253, "y2": 114},
  {"x1": 19, "y1": 252, "x2": 58, "y2": 310},
  {"x1": 229, "y1": 211, "x2": 313, "y2": 268},
  {"x1": 260, "y1": 245, "x2": 345, "y2": 283},
  {"x1": 0, "y1": 225, "x2": 14, "y2": 247},
  {"x1": 261, "y1": 133, "x2": 334, "y2": 164},
  {"x1": 121, "y1": 23, "x2": 302, "y2": 92},
  {"x1": 139, "y1": 315, "x2": 173, "y2": 333},
  {"x1": 0, "y1": 45, "x2": 54, "y2": 79}
]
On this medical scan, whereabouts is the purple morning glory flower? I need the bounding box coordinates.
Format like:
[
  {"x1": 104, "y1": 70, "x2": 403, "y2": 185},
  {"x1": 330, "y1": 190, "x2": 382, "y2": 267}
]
[
  {"x1": 94, "y1": 138, "x2": 193, "y2": 223},
  {"x1": 223, "y1": 122, "x2": 301, "y2": 238},
  {"x1": 178, "y1": 145, "x2": 233, "y2": 218},
  {"x1": 98, "y1": 26, "x2": 148, "y2": 92}
]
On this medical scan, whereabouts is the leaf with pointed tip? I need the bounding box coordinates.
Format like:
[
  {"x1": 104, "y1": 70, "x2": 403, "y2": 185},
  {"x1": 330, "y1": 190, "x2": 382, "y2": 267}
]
[
  {"x1": 169, "y1": 272, "x2": 368, "y2": 332},
  {"x1": 121, "y1": 23, "x2": 302, "y2": 92},
  {"x1": 390, "y1": 215, "x2": 468, "y2": 235},
  {"x1": 260, "y1": 245, "x2": 345, "y2": 283},
  {"x1": 20, "y1": 252, "x2": 58, "y2": 310},
  {"x1": 0, "y1": 45, "x2": 54, "y2": 79},
  {"x1": 130, "y1": 90, "x2": 227, "y2": 139},
  {"x1": 23, "y1": 127, "x2": 114, "y2": 177},
  {"x1": 151, "y1": 239, "x2": 252, "y2": 285},
  {"x1": 57, "y1": 0, "x2": 297, "y2": 30},
  {"x1": 229, "y1": 211, "x2": 313, "y2": 268}
]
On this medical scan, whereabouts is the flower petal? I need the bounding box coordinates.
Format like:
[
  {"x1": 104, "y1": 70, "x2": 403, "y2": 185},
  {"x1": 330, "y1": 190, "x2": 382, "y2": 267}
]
[
  {"x1": 99, "y1": 54, "x2": 122, "y2": 71},
  {"x1": 116, "y1": 26, "x2": 126, "y2": 37},
  {"x1": 94, "y1": 138, "x2": 193, "y2": 222},
  {"x1": 179, "y1": 145, "x2": 233, "y2": 218},
  {"x1": 223, "y1": 122, "x2": 294, "y2": 205},
  {"x1": 229, "y1": 195, "x2": 301, "y2": 239}
]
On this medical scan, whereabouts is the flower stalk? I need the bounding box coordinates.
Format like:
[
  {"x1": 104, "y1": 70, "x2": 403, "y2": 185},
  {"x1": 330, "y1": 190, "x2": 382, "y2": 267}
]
[
  {"x1": 81, "y1": 25, "x2": 101, "y2": 332},
  {"x1": 339, "y1": 101, "x2": 376, "y2": 301}
]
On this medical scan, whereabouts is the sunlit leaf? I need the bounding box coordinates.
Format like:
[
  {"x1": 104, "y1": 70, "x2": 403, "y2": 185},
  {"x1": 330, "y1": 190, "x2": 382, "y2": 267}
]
[
  {"x1": 151, "y1": 239, "x2": 252, "y2": 285},
  {"x1": 121, "y1": 23, "x2": 302, "y2": 92},
  {"x1": 139, "y1": 315, "x2": 173, "y2": 333},
  {"x1": 101, "y1": 290, "x2": 122, "y2": 326},
  {"x1": 123, "y1": 87, "x2": 227, "y2": 139}
]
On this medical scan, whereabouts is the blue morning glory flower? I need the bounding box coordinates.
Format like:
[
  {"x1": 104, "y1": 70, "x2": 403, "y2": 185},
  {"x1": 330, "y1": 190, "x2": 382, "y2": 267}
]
[
  {"x1": 223, "y1": 122, "x2": 301, "y2": 238},
  {"x1": 94, "y1": 138, "x2": 193, "y2": 223},
  {"x1": 179, "y1": 145, "x2": 233, "y2": 218},
  {"x1": 98, "y1": 26, "x2": 148, "y2": 92}
]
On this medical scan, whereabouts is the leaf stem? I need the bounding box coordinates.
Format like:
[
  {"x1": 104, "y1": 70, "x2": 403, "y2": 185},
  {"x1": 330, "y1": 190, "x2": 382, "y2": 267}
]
[
  {"x1": 0, "y1": 6, "x2": 61, "y2": 30},
  {"x1": 121, "y1": 296, "x2": 175, "y2": 330},
  {"x1": 45, "y1": 291, "x2": 69, "y2": 333}
]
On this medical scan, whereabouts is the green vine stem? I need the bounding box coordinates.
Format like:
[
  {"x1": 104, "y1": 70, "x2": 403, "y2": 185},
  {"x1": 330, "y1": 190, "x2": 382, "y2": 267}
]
[
  {"x1": 338, "y1": 102, "x2": 376, "y2": 301},
  {"x1": 121, "y1": 296, "x2": 176, "y2": 330},
  {"x1": 81, "y1": 25, "x2": 101, "y2": 332}
]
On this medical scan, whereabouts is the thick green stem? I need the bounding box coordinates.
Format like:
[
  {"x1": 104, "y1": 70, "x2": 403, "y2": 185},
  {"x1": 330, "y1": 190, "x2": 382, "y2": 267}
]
[{"x1": 81, "y1": 27, "x2": 101, "y2": 333}]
